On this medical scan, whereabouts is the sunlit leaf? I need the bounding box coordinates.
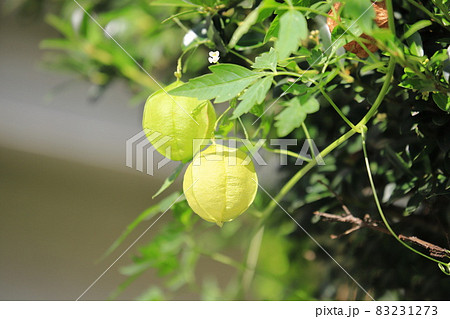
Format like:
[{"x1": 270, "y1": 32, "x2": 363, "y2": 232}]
[
  {"x1": 152, "y1": 163, "x2": 185, "y2": 199},
  {"x1": 100, "y1": 192, "x2": 182, "y2": 259},
  {"x1": 275, "y1": 97, "x2": 306, "y2": 137},
  {"x1": 275, "y1": 10, "x2": 308, "y2": 61},
  {"x1": 231, "y1": 76, "x2": 273, "y2": 119},
  {"x1": 252, "y1": 48, "x2": 278, "y2": 72},
  {"x1": 433, "y1": 93, "x2": 450, "y2": 112},
  {"x1": 170, "y1": 64, "x2": 264, "y2": 103}
]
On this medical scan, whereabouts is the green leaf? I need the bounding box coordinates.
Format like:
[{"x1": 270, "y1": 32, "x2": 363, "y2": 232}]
[
  {"x1": 274, "y1": 93, "x2": 319, "y2": 136},
  {"x1": 188, "y1": 0, "x2": 217, "y2": 7},
  {"x1": 403, "y1": 20, "x2": 432, "y2": 40},
  {"x1": 300, "y1": 94, "x2": 320, "y2": 113},
  {"x1": 228, "y1": 5, "x2": 261, "y2": 49},
  {"x1": 407, "y1": 31, "x2": 424, "y2": 57},
  {"x1": 231, "y1": 76, "x2": 273, "y2": 118},
  {"x1": 162, "y1": 9, "x2": 198, "y2": 24},
  {"x1": 100, "y1": 192, "x2": 182, "y2": 260},
  {"x1": 275, "y1": 10, "x2": 308, "y2": 61},
  {"x1": 170, "y1": 64, "x2": 264, "y2": 103},
  {"x1": 343, "y1": 0, "x2": 375, "y2": 34},
  {"x1": 40, "y1": 38, "x2": 77, "y2": 51},
  {"x1": 152, "y1": 163, "x2": 185, "y2": 199},
  {"x1": 252, "y1": 48, "x2": 278, "y2": 72},
  {"x1": 137, "y1": 287, "x2": 165, "y2": 301},
  {"x1": 45, "y1": 14, "x2": 74, "y2": 39},
  {"x1": 281, "y1": 83, "x2": 308, "y2": 95},
  {"x1": 264, "y1": 14, "x2": 280, "y2": 43},
  {"x1": 275, "y1": 98, "x2": 306, "y2": 137},
  {"x1": 433, "y1": 93, "x2": 450, "y2": 112}
]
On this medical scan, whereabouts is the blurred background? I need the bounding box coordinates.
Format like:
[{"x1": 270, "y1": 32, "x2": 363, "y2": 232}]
[{"x1": 0, "y1": 2, "x2": 179, "y2": 300}]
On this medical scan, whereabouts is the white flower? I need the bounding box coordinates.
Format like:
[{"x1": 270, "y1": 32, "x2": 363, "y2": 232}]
[{"x1": 208, "y1": 51, "x2": 220, "y2": 64}]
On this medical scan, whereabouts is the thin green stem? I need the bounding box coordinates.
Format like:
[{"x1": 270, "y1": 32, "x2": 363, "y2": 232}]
[
  {"x1": 301, "y1": 122, "x2": 316, "y2": 161},
  {"x1": 238, "y1": 117, "x2": 249, "y2": 140},
  {"x1": 265, "y1": 128, "x2": 357, "y2": 216},
  {"x1": 264, "y1": 5, "x2": 330, "y2": 18},
  {"x1": 356, "y1": 59, "x2": 395, "y2": 129},
  {"x1": 209, "y1": 252, "x2": 245, "y2": 270},
  {"x1": 263, "y1": 144, "x2": 311, "y2": 163},
  {"x1": 214, "y1": 104, "x2": 233, "y2": 132},
  {"x1": 242, "y1": 226, "x2": 265, "y2": 298},
  {"x1": 361, "y1": 131, "x2": 449, "y2": 269},
  {"x1": 242, "y1": 56, "x2": 397, "y2": 293},
  {"x1": 273, "y1": 70, "x2": 318, "y2": 77},
  {"x1": 172, "y1": 17, "x2": 190, "y2": 33},
  {"x1": 229, "y1": 49, "x2": 254, "y2": 65},
  {"x1": 318, "y1": 86, "x2": 357, "y2": 130},
  {"x1": 241, "y1": 0, "x2": 402, "y2": 291}
]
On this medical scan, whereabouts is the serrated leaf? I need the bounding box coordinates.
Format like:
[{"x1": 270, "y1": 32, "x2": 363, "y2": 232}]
[
  {"x1": 170, "y1": 64, "x2": 263, "y2": 103},
  {"x1": 231, "y1": 76, "x2": 273, "y2": 118},
  {"x1": 274, "y1": 93, "x2": 319, "y2": 137},
  {"x1": 99, "y1": 192, "x2": 182, "y2": 260},
  {"x1": 275, "y1": 98, "x2": 306, "y2": 137},
  {"x1": 252, "y1": 48, "x2": 277, "y2": 72},
  {"x1": 152, "y1": 163, "x2": 185, "y2": 199},
  {"x1": 275, "y1": 10, "x2": 308, "y2": 61},
  {"x1": 300, "y1": 94, "x2": 320, "y2": 113}
]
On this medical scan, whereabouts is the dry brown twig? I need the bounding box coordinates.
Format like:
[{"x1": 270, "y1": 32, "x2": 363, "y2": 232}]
[
  {"x1": 314, "y1": 211, "x2": 450, "y2": 259},
  {"x1": 315, "y1": 181, "x2": 450, "y2": 259}
]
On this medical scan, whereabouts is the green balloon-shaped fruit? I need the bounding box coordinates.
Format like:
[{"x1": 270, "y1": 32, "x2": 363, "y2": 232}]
[
  {"x1": 142, "y1": 81, "x2": 216, "y2": 161},
  {"x1": 183, "y1": 144, "x2": 258, "y2": 226}
]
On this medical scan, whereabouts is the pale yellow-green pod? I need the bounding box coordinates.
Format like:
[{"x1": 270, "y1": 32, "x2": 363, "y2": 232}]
[
  {"x1": 142, "y1": 81, "x2": 216, "y2": 162},
  {"x1": 183, "y1": 144, "x2": 258, "y2": 227}
]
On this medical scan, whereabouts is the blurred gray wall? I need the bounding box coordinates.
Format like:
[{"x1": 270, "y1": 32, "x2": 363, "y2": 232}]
[{"x1": 0, "y1": 14, "x2": 179, "y2": 300}]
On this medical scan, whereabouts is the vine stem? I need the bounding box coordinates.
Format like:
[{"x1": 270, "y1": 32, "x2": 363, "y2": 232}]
[
  {"x1": 259, "y1": 52, "x2": 395, "y2": 215},
  {"x1": 263, "y1": 144, "x2": 312, "y2": 163},
  {"x1": 240, "y1": 0, "x2": 399, "y2": 294},
  {"x1": 361, "y1": 130, "x2": 450, "y2": 273},
  {"x1": 318, "y1": 86, "x2": 356, "y2": 130},
  {"x1": 229, "y1": 49, "x2": 254, "y2": 65}
]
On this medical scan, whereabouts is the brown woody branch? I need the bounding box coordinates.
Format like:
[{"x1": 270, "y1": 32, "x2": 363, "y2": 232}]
[{"x1": 314, "y1": 211, "x2": 450, "y2": 259}]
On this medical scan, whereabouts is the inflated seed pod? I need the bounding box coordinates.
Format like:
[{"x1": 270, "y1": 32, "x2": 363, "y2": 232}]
[
  {"x1": 142, "y1": 81, "x2": 216, "y2": 161},
  {"x1": 183, "y1": 144, "x2": 258, "y2": 226}
]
